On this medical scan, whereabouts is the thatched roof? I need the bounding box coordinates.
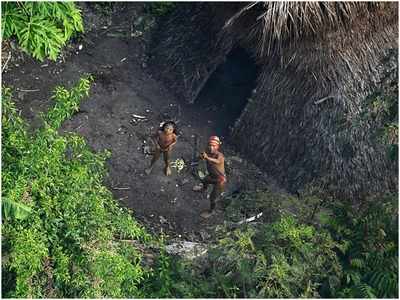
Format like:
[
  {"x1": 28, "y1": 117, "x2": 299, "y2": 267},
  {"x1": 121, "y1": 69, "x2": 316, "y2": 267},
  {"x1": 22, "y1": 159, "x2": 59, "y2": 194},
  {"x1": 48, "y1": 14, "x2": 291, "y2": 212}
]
[
  {"x1": 149, "y1": 2, "x2": 398, "y2": 200},
  {"x1": 226, "y1": 2, "x2": 398, "y2": 199},
  {"x1": 222, "y1": 2, "x2": 397, "y2": 58},
  {"x1": 149, "y1": 3, "x2": 235, "y2": 103}
]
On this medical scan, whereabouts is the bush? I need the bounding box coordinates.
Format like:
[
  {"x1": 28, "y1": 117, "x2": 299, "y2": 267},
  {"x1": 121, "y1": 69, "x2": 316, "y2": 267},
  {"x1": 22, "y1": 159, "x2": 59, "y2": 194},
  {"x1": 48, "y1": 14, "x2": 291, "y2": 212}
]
[
  {"x1": 1, "y1": 2, "x2": 84, "y2": 61},
  {"x1": 205, "y1": 216, "x2": 342, "y2": 298},
  {"x1": 161, "y1": 190, "x2": 398, "y2": 298},
  {"x1": 2, "y1": 77, "x2": 151, "y2": 298},
  {"x1": 156, "y1": 214, "x2": 342, "y2": 298},
  {"x1": 324, "y1": 195, "x2": 398, "y2": 298}
]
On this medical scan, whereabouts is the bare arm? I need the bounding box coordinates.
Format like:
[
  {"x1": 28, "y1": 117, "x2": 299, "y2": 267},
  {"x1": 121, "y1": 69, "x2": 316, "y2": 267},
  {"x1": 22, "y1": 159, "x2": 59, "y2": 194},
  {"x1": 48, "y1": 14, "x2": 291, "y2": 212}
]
[
  {"x1": 166, "y1": 134, "x2": 177, "y2": 150},
  {"x1": 203, "y1": 153, "x2": 224, "y2": 164}
]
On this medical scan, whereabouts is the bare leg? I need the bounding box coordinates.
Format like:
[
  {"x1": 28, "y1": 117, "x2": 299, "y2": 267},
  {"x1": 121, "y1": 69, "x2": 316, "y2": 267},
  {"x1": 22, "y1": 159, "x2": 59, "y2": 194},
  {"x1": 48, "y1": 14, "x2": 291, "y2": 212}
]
[
  {"x1": 163, "y1": 150, "x2": 171, "y2": 176},
  {"x1": 145, "y1": 148, "x2": 161, "y2": 175},
  {"x1": 200, "y1": 177, "x2": 224, "y2": 218},
  {"x1": 210, "y1": 182, "x2": 224, "y2": 211}
]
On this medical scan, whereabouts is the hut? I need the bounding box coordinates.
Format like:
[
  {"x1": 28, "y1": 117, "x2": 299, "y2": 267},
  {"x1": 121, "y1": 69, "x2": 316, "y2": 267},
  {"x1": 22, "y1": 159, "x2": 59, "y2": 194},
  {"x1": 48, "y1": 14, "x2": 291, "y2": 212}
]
[{"x1": 149, "y1": 2, "x2": 398, "y2": 200}]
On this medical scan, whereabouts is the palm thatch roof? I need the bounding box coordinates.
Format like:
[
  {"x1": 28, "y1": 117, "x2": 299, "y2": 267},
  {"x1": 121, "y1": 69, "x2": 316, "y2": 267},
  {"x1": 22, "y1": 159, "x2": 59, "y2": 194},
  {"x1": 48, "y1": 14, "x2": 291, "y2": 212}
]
[
  {"x1": 223, "y1": 2, "x2": 395, "y2": 58},
  {"x1": 150, "y1": 2, "x2": 398, "y2": 200}
]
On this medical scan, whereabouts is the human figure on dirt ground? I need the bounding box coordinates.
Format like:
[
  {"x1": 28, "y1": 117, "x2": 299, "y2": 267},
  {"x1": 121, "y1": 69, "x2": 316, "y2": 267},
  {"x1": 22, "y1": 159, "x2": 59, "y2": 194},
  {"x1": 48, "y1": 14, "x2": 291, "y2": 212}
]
[
  {"x1": 145, "y1": 121, "x2": 177, "y2": 176},
  {"x1": 193, "y1": 136, "x2": 226, "y2": 218}
]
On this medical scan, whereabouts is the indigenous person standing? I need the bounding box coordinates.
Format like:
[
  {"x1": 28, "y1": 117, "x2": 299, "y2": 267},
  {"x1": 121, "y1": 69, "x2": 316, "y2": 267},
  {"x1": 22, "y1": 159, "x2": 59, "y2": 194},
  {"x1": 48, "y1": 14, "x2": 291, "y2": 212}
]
[
  {"x1": 193, "y1": 136, "x2": 226, "y2": 218},
  {"x1": 145, "y1": 121, "x2": 177, "y2": 176}
]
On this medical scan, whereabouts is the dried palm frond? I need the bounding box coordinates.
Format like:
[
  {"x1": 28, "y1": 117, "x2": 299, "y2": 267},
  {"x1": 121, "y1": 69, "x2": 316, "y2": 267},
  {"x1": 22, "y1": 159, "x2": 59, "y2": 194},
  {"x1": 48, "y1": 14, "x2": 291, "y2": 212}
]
[{"x1": 223, "y1": 2, "x2": 394, "y2": 57}]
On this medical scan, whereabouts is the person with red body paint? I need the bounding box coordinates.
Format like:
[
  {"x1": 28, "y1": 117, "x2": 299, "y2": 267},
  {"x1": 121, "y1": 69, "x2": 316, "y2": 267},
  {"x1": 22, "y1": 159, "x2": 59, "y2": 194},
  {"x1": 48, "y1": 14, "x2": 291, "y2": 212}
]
[{"x1": 193, "y1": 136, "x2": 226, "y2": 218}]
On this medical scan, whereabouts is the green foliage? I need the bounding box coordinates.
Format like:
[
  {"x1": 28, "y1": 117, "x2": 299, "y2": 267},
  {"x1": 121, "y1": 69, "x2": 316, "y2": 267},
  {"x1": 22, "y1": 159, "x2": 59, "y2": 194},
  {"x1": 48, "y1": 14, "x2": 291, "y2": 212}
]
[
  {"x1": 44, "y1": 75, "x2": 93, "y2": 129},
  {"x1": 156, "y1": 190, "x2": 397, "y2": 299},
  {"x1": 142, "y1": 236, "x2": 176, "y2": 298},
  {"x1": 207, "y1": 216, "x2": 341, "y2": 298},
  {"x1": 2, "y1": 198, "x2": 32, "y2": 220},
  {"x1": 8, "y1": 228, "x2": 49, "y2": 297},
  {"x1": 360, "y1": 87, "x2": 398, "y2": 162},
  {"x1": 365, "y1": 95, "x2": 398, "y2": 149},
  {"x1": 2, "y1": 78, "x2": 150, "y2": 298},
  {"x1": 156, "y1": 214, "x2": 342, "y2": 298},
  {"x1": 1, "y1": 2, "x2": 84, "y2": 61},
  {"x1": 324, "y1": 195, "x2": 398, "y2": 298},
  {"x1": 83, "y1": 247, "x2": 145, "y2": 298}
]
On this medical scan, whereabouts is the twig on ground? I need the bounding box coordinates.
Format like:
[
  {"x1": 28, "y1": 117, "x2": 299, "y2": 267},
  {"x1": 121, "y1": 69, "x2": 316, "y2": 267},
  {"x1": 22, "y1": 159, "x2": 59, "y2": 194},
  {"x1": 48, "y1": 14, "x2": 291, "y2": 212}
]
[
  {"x1": 74, "y1": 124, "x2": 84, "y2": 130},
  {"x1": 19, "y1": 89, "x2": 40, "y2": 92},
  {"x1": 131, "y1": 114, "x2": 147, "y2": 119},
  {"x1": 237, "y1": 212, "x2": 263, "y2": 225},
  {"x1": 2, "y1": 52, "x2": 11, "y2": 73},
  {"x1": 314, "y1": 95, "x2": 335, "y2": 105}
]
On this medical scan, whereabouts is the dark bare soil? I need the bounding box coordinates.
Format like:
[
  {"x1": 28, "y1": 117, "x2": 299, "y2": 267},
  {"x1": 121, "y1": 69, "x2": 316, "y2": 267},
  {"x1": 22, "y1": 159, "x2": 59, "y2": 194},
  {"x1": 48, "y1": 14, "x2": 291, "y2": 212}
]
[{"x1": 2, "y1": 3, "x2": 284, "y2": 240}]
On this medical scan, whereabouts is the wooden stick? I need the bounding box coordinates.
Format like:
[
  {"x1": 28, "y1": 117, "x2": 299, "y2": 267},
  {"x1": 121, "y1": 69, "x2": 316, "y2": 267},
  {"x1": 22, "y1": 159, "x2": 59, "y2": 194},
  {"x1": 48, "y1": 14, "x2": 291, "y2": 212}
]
[
  {"x1": 2, "y1": 52, "x2": 11, "y2": 73},
  {"x1": 314, "y1": 95, "x2": 335, "y2": 105},
  {"x1": 19, "y1": 89, "x2": 40, "y2": 92},
  {"x1": 131, "y1": 114, "x2": 147, "y2": 119},
  {"x1": 237, "y1": 212, "x2": 263, "y2": 225}
]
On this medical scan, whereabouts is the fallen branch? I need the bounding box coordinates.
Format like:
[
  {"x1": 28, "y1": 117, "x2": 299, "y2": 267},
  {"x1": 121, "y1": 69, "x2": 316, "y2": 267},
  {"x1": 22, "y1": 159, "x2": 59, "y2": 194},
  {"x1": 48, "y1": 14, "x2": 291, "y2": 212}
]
[
  {"x1": 131, "y1": 114, "x2": 147, "y2": 119},
  {"x1": 19, "y1": 89, "x2": 40, "y2": 92},
  {"x1": 74, "y1": 124, "x2": 84, "y2": 130},
  {"x1": 314, "y1": 95, "x2": 335, "y2": 105},
  {"x1": 2, "y1": 52, "x2": 11, "y2": 73},
  {"x1": 112, "y1": 187, "x2": 130, "y2": 190},
  {"x1": 237, "y1": 212, "x2": 263, "y2": 225}
]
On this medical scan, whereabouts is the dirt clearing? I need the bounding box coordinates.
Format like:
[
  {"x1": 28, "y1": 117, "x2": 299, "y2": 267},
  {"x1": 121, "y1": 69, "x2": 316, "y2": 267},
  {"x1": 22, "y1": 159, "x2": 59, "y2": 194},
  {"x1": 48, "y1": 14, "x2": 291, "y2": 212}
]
[{"x1": 2, "y1": 3, "x2": 284, "y2": 240}]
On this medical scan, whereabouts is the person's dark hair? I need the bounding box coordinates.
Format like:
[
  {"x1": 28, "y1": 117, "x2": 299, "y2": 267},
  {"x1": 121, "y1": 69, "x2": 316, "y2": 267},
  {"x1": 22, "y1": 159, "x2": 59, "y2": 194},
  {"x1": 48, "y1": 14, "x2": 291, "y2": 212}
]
[{"x1": 160, "y1": 120, "x2": 177, "y2": 134}]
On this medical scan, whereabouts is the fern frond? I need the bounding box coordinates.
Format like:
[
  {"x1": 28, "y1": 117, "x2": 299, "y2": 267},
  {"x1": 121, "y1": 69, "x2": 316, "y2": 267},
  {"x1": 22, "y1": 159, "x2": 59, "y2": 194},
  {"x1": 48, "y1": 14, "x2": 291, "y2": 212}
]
[
  {"x1": 353, "y1": 283, "x2": 376, "y2": 298},
  {"x1": 349, "y1": 258, "x2": 364, "y2": 269}
]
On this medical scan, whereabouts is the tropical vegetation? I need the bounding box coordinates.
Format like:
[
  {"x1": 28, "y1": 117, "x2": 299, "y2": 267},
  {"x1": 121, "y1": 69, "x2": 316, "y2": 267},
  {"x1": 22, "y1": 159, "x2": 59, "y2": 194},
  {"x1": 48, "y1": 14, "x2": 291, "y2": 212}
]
[
  {"x1": 1, "y1": 2, "x2": 398, "y2": 298},
  {"x1": 1, "y1": 2, "x2": 83, "y2": 61}
]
